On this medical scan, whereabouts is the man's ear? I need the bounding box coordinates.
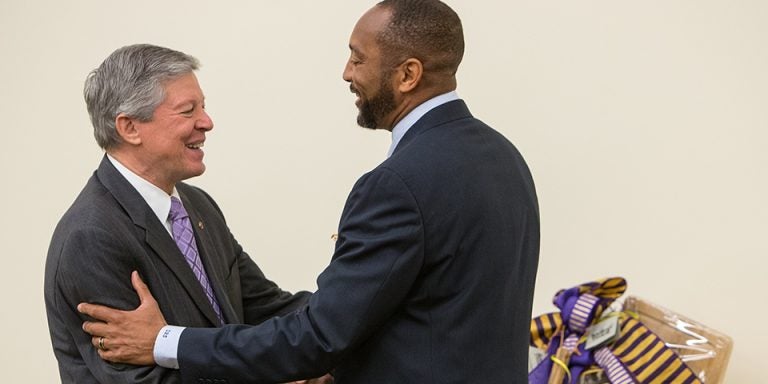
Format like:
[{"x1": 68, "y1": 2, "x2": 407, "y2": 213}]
[
  {"x1": 396, "y1": 58, "x2": 423, "y2": 93},
  {"x1": 115, "y1": 113, "x2": 142, "y2": 146}
]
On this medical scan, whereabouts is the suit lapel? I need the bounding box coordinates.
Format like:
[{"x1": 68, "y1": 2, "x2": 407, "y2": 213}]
[
  {"x1": 178, "y1": 190, "x2": 238, "y2": 324},
  {"x1": 95, "y1": 156, "x2": 222, "y2": 326},
  {"x1": 143, "y1": 214, "x2": 222, "y2": 326}
]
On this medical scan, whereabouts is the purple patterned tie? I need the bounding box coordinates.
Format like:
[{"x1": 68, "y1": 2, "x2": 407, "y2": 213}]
[{"x1": 169, "y1": 196, "x2": 224, "y2": 325}]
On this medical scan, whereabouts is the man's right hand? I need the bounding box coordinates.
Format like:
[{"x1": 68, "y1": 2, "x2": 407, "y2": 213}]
[{"x1": 78, "y1": 271, "x2": 166, "y2": 366}]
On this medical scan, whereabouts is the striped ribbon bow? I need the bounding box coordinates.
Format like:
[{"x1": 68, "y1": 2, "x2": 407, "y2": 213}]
[{"x1": 529, "y1": 277, "x2": 701, "y2": 384}]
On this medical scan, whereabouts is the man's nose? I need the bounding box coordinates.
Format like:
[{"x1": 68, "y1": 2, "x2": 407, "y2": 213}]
[
  {"x1": 197, "y1": 110, "x2": 214, "y2": 131},
  {"x1": 342, "y1": 60, "x2": 353, "y2": 82}
]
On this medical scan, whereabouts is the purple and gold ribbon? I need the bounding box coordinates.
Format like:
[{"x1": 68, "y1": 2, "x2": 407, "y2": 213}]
[{"x1": 529, "y1": 277, "x2": 701, "y2": 384}]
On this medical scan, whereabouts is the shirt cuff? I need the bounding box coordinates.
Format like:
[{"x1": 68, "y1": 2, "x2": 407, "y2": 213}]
[{"x1": 154, "y1": 325, "x2": 186, "y2": 369}]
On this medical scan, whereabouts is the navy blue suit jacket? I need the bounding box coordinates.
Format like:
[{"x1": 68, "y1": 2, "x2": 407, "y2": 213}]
[{"x1": 179, "y1": 100, "x2": 540, "y2": 383}]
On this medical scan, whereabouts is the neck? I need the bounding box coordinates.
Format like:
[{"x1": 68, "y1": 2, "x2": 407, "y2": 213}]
[
  {"x1": 108, "y1": 149, "x2": 174, "y2": 195},
  {"x1": 384, "y1": 85, "x2": 456, "y2": 130}
]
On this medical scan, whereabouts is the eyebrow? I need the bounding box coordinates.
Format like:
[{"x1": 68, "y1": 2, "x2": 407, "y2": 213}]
[
  {"x1": 169, "y1": 96, "x2": 205, "y2": 110},
  {"x1": 349, "y1": 44, "x2": 365, "y2": 59}
]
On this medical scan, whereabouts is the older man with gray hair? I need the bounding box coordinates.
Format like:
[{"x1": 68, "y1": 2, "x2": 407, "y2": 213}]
[{"x1": 44, "y1": 44, "x2": 319, "y2": 383}]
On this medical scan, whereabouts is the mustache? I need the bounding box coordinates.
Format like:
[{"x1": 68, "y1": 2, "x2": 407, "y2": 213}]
[{"x1": 350, "y1": 84, "x2": 359, "y2": 94}]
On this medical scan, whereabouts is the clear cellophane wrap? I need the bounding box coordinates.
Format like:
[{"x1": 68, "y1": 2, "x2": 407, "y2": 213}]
[{"x1": 620, "y1": 296, "x2": 733, "y2": 384}]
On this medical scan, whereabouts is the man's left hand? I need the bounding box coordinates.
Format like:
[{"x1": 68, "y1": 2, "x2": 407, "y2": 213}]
[{"x1": 79, "y1": 271, "x2": 166, "y2": 365}]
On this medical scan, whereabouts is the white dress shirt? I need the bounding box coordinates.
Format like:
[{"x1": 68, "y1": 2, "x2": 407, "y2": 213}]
[{"x1": 107, "y1": 154, "x2": 179, "y2": 235}]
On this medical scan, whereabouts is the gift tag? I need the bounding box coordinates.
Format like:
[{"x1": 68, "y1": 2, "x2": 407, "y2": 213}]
[
  {"x1": 585, "y1": 316, "x2": 620, "y2": 350},
  {"x1": 528, "y1": 346, "x2": 548, "y2": 372}
]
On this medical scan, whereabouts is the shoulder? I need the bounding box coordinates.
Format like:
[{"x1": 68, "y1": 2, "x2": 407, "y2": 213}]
[
  {"x1": 48, "y1": 173, "x2": 141, "y2": 268},
  {"x1": 352, "y1": 166, "x2": 410, "y2": 195},
  {"x1": 50, "y1": 179, "x2": 133, "y2": 256},
  {"x1": 54, "y1": 175, "x2": 124, "y2": 235},
  {"x1": 343, "y1": 166, "x2": 420, "y2": 217}
]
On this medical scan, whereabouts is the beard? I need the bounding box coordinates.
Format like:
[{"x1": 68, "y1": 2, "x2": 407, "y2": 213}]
[{"x1": 355, "y1": 78, "x2": 397, "y2": 130}]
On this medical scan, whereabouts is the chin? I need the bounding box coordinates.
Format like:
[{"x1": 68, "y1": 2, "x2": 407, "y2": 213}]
[
  {"x1": 356, "y1": 115, "x2": 378, "y2": 130},
  {"x1": 183, "y1": 165, "x2": 206, "y2": 180}
]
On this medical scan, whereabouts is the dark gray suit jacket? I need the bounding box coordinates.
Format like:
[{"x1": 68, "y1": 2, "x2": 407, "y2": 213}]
[
  {"x1": 44, "y1": 156, "x2": 310, "y2": 383},
  {"x1": 178, "y1": 100, "x2": 540, "y2": 383}
]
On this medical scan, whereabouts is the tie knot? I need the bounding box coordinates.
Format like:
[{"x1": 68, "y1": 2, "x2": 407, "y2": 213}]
[{"x1": 169, "y1": 196, "x2": 189, "y2": 221}]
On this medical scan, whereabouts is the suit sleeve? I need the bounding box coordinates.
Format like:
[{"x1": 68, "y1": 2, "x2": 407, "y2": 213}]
[
  {"x1": 177, "y1": 167, "x2": 424, "y2": 383},
  {"x1": 235, "y1": 245, "x2": 312, "y2": 324},
  {"x1": 48, "y1": 226, "x2": 181, "y2": 384}
]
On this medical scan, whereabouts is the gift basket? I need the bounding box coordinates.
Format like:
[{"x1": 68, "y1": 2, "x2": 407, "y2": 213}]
[{"x1": 528, "y1": 277, "x2": 732, "y2": 384}]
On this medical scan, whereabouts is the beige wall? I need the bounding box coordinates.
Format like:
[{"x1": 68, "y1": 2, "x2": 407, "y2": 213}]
[{"x1": 1, "y1": 0, "x2": 764, "y2": 382}]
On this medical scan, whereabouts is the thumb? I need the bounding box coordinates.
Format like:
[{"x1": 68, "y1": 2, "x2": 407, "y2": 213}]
[{"x1": 131, "y1": 271, "x2": 155, "y2": 306}]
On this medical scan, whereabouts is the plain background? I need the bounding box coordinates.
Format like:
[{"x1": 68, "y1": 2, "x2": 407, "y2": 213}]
[{"x1": 1, "y1": 0, "x2": 765, "y2": 382}]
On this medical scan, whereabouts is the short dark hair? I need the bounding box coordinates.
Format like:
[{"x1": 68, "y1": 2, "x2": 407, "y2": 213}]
[{"x1": 376, "y1": 0, "x2": 464, "y2": 76}]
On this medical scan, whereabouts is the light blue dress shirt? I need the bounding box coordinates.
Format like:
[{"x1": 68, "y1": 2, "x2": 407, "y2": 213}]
[{"x1": 386, "y1": 91, "x2": 459, "y2": 157}]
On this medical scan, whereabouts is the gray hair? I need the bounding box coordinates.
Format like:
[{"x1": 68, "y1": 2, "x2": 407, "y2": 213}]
[{"x1": 84, "y1": 44, "x2": 200, "y2": 150}]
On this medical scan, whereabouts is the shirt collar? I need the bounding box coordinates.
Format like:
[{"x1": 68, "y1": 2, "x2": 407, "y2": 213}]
[
  {"x1": 107, "y1": 154, "x2": 180, "y2": 227},
  {"x1": 387, "y1": 91, "x2": 459, "y2": 158}
]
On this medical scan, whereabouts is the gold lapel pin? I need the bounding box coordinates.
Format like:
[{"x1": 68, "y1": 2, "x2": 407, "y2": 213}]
[
  {"x1": 198, "y1": 221, "x2": 205, "y2": 230},
  {"x1": 331, "y1": 233, "x2": 338, "y2": 242}
]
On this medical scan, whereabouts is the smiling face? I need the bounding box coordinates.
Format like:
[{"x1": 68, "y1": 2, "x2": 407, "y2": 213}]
[
  {"x1": 126, "y1": 72, "x2": 213, "y2": 192},
  {"x1": 343, "y1": 6, "x2": 399, "y2": 130}
]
